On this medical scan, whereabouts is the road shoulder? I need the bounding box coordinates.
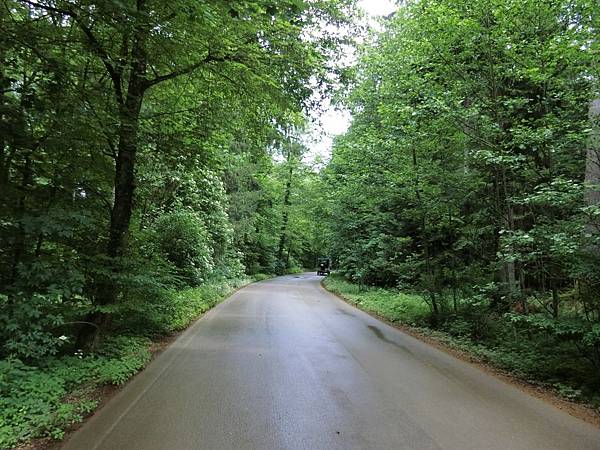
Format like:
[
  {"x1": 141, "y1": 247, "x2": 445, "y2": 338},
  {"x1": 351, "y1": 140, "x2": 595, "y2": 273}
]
[{"x1": 319, "y1": 277, "x2": 600, "y2": 429}]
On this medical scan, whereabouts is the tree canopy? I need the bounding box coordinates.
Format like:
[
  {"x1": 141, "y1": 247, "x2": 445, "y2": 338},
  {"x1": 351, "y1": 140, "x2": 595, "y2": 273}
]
[
  {"x1": 319, "y1": 0, "x2": 600, "y2": 405},
  {"x1": 0, "y1": 0, "x2": 357, "y2": 355}
]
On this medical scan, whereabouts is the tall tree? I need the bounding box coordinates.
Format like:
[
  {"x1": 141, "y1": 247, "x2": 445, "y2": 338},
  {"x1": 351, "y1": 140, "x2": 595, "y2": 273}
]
[{"x1": 1, "y1": 0, "x2": 358, "y2": 349}]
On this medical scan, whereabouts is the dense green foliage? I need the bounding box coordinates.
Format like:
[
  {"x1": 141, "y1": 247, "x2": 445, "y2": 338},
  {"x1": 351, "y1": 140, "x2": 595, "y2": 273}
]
[
  {"x1": 0, "y1": 0, "x2": 356, "y2": 355},
  {"x1": 0, "y1": 0, "x2": 356, "y2": 446},
  {"x1": 0, "y1": 336, "x2": 150, "y2": 447},
  {"x1": 320, "y1": 0, "x2": 600, "y2": 406}
]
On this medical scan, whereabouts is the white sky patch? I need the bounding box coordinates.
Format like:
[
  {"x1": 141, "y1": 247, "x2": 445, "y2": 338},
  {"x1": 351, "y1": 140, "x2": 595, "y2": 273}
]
[
  {"x1": 359, "y1": 0, "x2": 398, "y2": 18},
  {"x1": 303, "y1": 0, "x2": 398, "y2": 165}
]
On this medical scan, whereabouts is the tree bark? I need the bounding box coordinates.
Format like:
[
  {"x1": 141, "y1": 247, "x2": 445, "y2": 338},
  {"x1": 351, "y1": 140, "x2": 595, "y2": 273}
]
[
  {"x1": 11, "y1": 155, "x2": 32, "y2": 283},
  {"x1": 77, "y1": 1, "x2": 148, "y2": 349},
  {"x1": 0, "y1": 66, "x2": 8, "y2": 189},
  {"x1": 277, "y1": 147, "x2": 294, "y2": 268},
  {"x1": 551, "y1": 286, "x2": 559, "y2": 319},
  {"x1": 584, "y1": 99, "x2": 600, "y2": 210},
  {"x1": 83, "y1": 84, "x2": 145, "y2": 344}
]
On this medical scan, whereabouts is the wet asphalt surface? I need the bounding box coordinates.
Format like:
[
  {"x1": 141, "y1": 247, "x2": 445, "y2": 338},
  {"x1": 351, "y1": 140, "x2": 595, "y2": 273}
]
[{"x1": 62, "y1": 274, "x2": 600, "y2": 450}]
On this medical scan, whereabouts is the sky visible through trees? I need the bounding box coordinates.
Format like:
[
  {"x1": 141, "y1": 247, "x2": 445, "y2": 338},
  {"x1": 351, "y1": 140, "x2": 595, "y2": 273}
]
[{"x1": 306, "y1": 0, "x2": 397, "y2": 162}]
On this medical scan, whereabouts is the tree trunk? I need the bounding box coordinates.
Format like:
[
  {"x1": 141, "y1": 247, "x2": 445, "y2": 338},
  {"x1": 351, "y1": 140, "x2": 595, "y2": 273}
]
[
  {"x1": 501, "y1": 167, "x2": 519, "y2": 300},
  {"x1": 277, "y1": 145, "x2": 294, "y2": 267},
  {"x1": 11, "y1": 155, "x2": 32, "y2": 283},
  {"x1": 77, "y1": 99, "x2": 145, "y2": 349},
  {"x1": 551, "y1": 287, "x2": 559, "y2": 319},
  {"x1": 584, "y1": 99, "x2": 600, "y2": 211},
  {"x1": 77, "y1": 4, "x2": 148, "y2": 349},
  {"x1": 108, "y1": 106, "x2": 143, "y2": 259},
  {"x1": 0, "y1": 75, "x2": 8, "y2": 189}
]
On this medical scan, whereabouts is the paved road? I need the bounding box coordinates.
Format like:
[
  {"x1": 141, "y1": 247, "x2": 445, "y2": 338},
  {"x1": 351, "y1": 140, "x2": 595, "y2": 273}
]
[{"x1": 63, "y1": 274, "x2": 600, "y2": 450}]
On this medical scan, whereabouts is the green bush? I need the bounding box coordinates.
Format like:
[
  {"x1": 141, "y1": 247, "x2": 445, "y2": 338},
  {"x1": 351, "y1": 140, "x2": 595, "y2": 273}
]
[
  {"x1": 211, "y1": 250, "x2": 246, "y2": 281},
  {"x1": 0, "y1": 335, "x2": 151, "y2": 448},
  {"x1": 153, "y1": 278, "x2": 249, "y2": 333},
  {"x1": 114, "y1": 277, "x2": 251, "y2": 337},
  {"x1": 152, "y1": 210, "x2": 213, "y2": 286},
  {"x1": 0, "y1": 293, "x2": 65, "y2": 360},
  {"x1": 252, "y1": 273, "x2": 274, "y2": 281},
  {"x1": 95, "y1": 336, "x2": 152, "y2": 385}
]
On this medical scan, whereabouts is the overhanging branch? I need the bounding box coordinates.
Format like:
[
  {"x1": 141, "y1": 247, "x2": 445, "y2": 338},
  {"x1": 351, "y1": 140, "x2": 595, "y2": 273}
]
[
  {"x1": 21, "y1": 0, "x2": 124, "y2": 106},
  {"x1": 145, "y1": 52, "x2": 242, "y2": 88}
]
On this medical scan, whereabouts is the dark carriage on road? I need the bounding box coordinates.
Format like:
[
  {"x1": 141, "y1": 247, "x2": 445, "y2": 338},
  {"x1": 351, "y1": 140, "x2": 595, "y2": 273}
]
[{"x1": 316, "y1": 257, "x2": 331, "y2": 276}]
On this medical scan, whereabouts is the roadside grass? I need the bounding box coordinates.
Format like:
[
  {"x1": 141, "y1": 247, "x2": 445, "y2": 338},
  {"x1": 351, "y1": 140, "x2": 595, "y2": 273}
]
[
  {"x1": 322, "y1": 274, "x2": 600, "y2": 411},
  {"x1": 251, "y1": 273, "x2": 275, "y2": 281},
  {"x1": 323, "y1": 275, "x2": 430, "y2": 325},
  {"x1": 0, "y1": 276, "x2": 257, "y2": 449}
]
